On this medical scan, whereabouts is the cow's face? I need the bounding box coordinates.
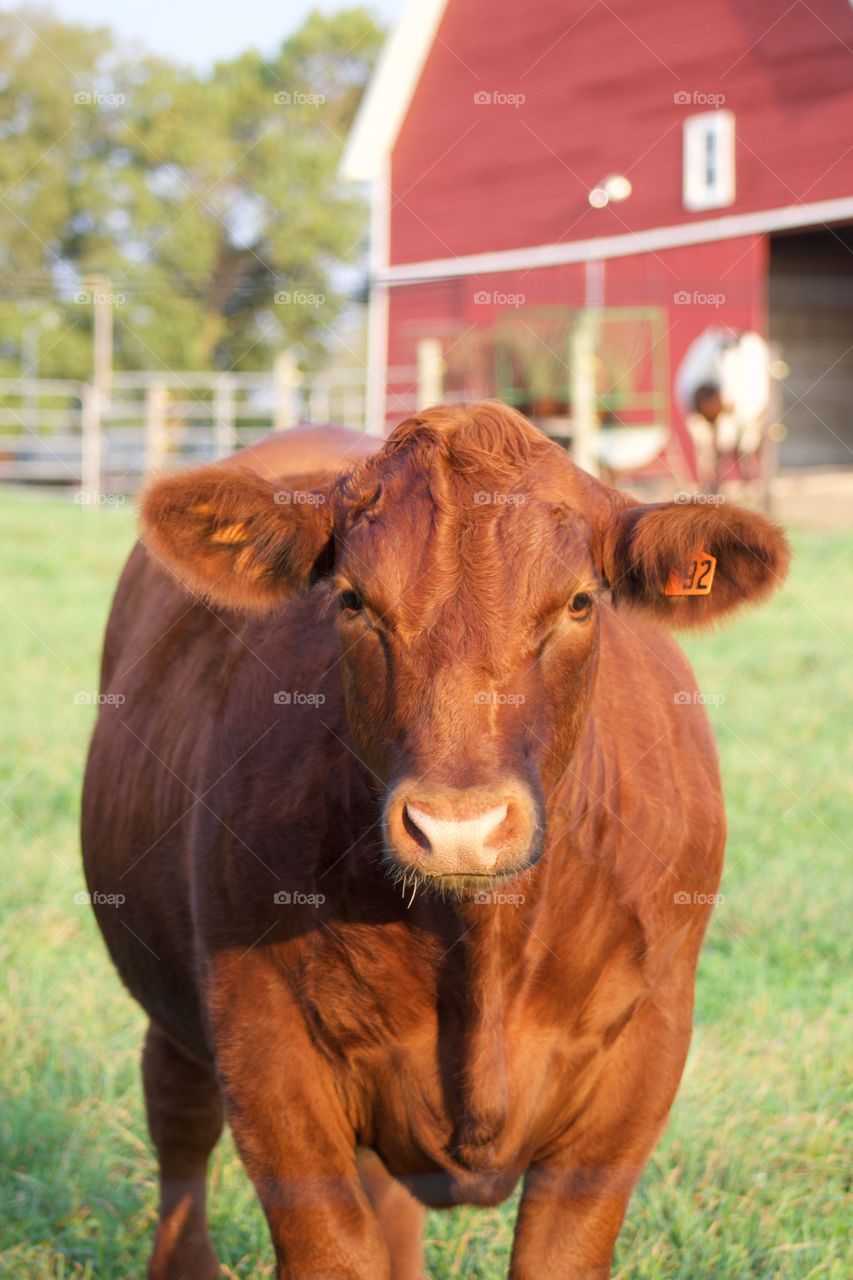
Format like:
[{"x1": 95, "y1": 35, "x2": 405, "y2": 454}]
[
  {"x1": 329, "y1": 429, "x2": 605, "y2": 890},
  {"x1": 142, "y1": 403, "x2": 789, "y2": 894}
]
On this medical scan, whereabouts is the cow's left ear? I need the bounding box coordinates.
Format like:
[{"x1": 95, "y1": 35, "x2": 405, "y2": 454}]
[
  {"x1": 140, "y1": 463, "x2": 335, "y2": 612},
  {"x1": 600, "y1": 499, "x2": 790, "y2": 627}
]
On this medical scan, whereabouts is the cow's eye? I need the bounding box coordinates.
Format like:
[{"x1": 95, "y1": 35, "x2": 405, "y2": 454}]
[
  {"x1": 339, "y1": 589, "x2": 364, "y2": 613},
  {"x1": 568, "y1": 592, "x2": 593, "y2": 619}
]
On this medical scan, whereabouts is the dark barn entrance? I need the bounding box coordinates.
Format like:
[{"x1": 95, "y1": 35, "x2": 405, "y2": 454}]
[{"x1": 769, "y1": 226, "x2": 853, "y2": 469}]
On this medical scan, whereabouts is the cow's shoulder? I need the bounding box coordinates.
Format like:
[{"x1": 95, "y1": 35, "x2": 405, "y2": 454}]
[{"x1": 558, "y1": 605, "x2": 726, "y2": 919}]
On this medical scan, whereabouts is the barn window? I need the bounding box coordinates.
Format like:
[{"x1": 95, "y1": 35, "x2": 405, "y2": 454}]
[{"x1": 683, "y1": 111, "x2": 735, "y2": 211}]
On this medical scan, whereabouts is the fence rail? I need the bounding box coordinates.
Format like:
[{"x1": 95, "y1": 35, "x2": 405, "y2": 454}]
[
  {"x1": 0, "y1": 359, "x2": 431, "y2": 496},
  {"x1": 0, "y1": 358, "x2": 407, "y2": 495}
]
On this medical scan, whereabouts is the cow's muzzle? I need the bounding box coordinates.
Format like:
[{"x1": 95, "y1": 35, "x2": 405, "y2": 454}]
[{"x1": 382, "y1": 778, "x2": 541, "y2": 891}]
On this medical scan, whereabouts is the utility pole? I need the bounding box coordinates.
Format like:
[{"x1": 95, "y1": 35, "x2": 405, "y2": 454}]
[
  {"x1": 274, "y1": 351, "x2": 302, "y2": 430},
  {"x1": 22, "y1": 321, "x2": 39, "y2": 437},
  {"x1": 86, "y1": 274, "x2": 113, "y2": 401},
  {"x1": 21, "y1": 310, "x2": 59, "y2": 438},
  {"x1": 83, "y1": 275, "x2": 113, "y2": 502}
]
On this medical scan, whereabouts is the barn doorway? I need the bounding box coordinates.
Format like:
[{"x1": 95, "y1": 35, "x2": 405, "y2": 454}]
[{"x1": 769, "y1": 226, "x2": 853, "y2": 468}]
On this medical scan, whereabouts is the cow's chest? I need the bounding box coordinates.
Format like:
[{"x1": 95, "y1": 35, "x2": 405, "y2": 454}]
[
  {"x1": 298, "y1": 912, "x2": 647, "y2": 1203},
  {"x1": 360, "y1": 1015, "x2": 598, "y2": 1205}
]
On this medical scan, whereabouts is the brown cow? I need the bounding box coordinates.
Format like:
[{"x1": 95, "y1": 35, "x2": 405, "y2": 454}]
[{"x1": 81, "y1": 403, "x2": 789, "y2": 1279}]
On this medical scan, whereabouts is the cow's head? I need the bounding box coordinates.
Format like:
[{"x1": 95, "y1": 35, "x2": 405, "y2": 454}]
[{"x1": 142, "y1": 403, "x2": 789, "y2": 894}]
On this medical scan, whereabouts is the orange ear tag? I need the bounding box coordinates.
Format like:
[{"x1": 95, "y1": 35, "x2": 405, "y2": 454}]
[{"x1": 664, "y1": 550, "x2": 717, "y2": 597}]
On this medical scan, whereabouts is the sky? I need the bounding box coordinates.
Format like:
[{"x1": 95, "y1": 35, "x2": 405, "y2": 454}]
[{"x1": 44, "y1": 0, "x2": 406, "y2": 69}]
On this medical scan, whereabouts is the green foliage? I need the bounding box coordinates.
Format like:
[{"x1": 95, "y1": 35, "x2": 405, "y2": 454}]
[
  {"x1": 0, "y1": 502, "x2": 848, "y2": 1277},
  {"x1": 0, "y1": 7, "x2": 383, "y2": 378}
]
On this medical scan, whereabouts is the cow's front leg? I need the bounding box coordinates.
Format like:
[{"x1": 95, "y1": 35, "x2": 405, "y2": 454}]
[
  {"x1": 510, "y1": 1160, "x2": 638, "y2": 1279},
  {"x1": 209, "y1": 965, "x2": 388, "y2": 1280},
  {"x1": 511, "y1": 1005, "x2": 693, "y2": 1278}
]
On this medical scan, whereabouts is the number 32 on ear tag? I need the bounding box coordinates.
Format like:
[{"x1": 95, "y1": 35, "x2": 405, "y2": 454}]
[{"x1": 665, "y1": 550, "x2": 717, "y2": 596}]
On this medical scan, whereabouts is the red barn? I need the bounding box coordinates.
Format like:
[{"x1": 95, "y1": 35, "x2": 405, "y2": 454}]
[{"x1": 342, "y1": 0, "x2": 853, "y2": 475}]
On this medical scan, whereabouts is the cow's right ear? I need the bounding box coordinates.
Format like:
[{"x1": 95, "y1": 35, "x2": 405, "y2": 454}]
[{"x1": 140, "y1": 464, "x2": 334, "y2": 612}]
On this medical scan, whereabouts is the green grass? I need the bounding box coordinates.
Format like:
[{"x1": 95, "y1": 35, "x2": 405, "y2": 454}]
[{"x1": 0, "y1": 491, "x2": 849, "y2": 1279}]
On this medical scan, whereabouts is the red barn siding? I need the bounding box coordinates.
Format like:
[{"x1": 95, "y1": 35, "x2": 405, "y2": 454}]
[{"x1": 389, "y1": 0, "x2": 853, "y2": 265}]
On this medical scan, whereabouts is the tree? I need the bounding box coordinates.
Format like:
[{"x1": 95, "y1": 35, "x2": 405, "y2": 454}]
[
  {"x1": 111, "y1": 7, "x2": 384, "y2": 372},
  {"x1": 0, "y1": 7, "x2": 384, "y2": 379},
  {"x1": 0, "y1": 9, "x2": 117, "y2": 378}
]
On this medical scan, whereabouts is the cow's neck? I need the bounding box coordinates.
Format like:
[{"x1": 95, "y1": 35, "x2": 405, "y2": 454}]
[
  {"x1": 434, "y1": 749, "x2": 621, "y2": 1165},
  {"x1": 438, "y1": 872, "x2": 548, "y2": 1165}
]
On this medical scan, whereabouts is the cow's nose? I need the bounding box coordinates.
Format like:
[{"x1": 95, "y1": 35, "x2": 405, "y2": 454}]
[
  {"x1": 383, "y1": 779, "x2": 540, "y2": 884},
  {"x1": 403, "y1": 802, "x2": 508, "y2": 872}
]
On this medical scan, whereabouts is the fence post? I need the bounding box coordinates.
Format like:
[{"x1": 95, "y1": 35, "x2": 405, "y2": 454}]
[
  {"x1": 144, "y1": 381, "x2": 168, "y2": 479},
  {"x1": 416, "y1": 338, "x2": 444, "y2": 410},
  {"x1": 274, "y1": 352, "x2": 302, "y2": 430},
  {"x1": 344, "y1": 393, "x2": 363, "y2": 430},
  {"x1": 308, "y1": 380, "x2": 331, "y2": 426},
  {"x1": 80, "y1": 383, "x2": 102, "y2": 501},
  {"x1": 571, "y1": 314, "x2": 599, "y2": 477},
  {"x1": 213, "y1": 375, "x2": 237, "y2": 459}
]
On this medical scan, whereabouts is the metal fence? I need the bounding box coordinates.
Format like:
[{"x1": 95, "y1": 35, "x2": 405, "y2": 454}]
[
  {"x1": 0, "y1": 358, "x2": 430, "y2": 496},
  {"x1": 0, "y1": 361, "x2": 355, "y2": 496}
]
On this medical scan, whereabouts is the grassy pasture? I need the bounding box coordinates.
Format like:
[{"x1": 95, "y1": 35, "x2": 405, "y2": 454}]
[{"x1": 0, "y1": 491, "x2": 849, "y2": 1278}]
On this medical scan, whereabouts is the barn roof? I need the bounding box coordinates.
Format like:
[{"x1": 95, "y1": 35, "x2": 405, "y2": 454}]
[{"x1": 340, "y1": 0, "x2": 449, "y2": 182}]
